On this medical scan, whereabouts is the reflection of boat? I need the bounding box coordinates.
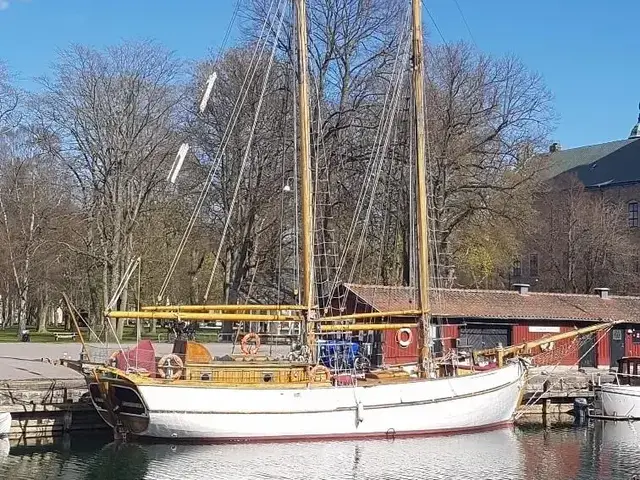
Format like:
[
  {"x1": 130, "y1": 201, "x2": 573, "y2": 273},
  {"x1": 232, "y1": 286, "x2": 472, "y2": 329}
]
[
  {"x1": 592, "y1": 420, "x2": 640, "y2": 479},
  {"x1": 595, "y1": 357, "x2": 640, "y2": 419},
  {"x1": 597, "y1": 420, "x2": 640, "y2": 446},
  {"x1": 0, "y1": 413, "x2": 10, "y2": 437},
  {"x1": 138, "y1": 428, "x2": 523, "y2": 480}
]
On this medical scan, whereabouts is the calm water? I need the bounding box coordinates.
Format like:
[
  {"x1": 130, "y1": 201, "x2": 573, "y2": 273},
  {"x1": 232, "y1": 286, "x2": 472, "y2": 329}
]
[{"x1": 1, "y1": 422, "x2": 640, "y2": 480}]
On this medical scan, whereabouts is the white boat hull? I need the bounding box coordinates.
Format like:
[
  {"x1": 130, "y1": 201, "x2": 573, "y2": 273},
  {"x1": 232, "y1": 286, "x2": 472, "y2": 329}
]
[
  {"x1": 0, "y1": 413, "x2": 11, "y2": 437},
  {"x1": 597, "y1": 383, "x2": 640, "y2": 419},
  {"x1": 110, "y1": 361, "x2": 526, "y2": 441}
]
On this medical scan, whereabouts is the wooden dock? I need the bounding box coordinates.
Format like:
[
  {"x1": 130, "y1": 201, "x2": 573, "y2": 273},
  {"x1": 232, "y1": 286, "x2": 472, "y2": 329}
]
[{"x1": 0, "y1": 377, "x2": 108, "y2": 441}]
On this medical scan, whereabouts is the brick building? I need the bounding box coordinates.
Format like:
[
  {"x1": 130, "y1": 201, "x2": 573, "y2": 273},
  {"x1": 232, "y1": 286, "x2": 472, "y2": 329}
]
[
  {"x1": 334, "y1": 283, "x2": 640, "y2": 369},
  {"x1": 512, "y1": 108, "x2": 640, "y2": 293}
]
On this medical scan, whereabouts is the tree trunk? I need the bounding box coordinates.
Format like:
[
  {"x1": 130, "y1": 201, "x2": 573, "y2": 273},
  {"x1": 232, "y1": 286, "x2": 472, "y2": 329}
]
[
  {"x1": 37, "y1": 291, "x2": 48, "y2": 333},
  {"x1": 17, "y1": 291, "x2": 27, "y2": 340}
]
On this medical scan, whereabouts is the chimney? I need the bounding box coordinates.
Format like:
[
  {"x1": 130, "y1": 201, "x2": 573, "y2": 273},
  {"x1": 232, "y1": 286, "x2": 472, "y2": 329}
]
[
  {"x1": 513, "y1": 283, "x2": 530, "y2": 295},
  {"x1": 595, "y1": 287, "x2": 610, "y2": 300},
  {"x1": 549, "y1": 142, "x2": 562, "y2": 153}
]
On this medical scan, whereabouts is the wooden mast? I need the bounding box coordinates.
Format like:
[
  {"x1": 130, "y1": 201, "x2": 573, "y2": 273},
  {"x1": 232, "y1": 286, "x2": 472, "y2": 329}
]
[
  {"x1": 295, "y1": 0, "x2": 316, "y2": 359},
  {"x1": 411, "y1": 0, "x2": 432, "y2": 377}
]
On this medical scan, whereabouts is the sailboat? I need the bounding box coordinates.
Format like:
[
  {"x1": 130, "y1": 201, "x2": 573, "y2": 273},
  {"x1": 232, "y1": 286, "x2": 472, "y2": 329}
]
[{"x1": 74, "y1": 0, "x2": 611, "y2": 442}]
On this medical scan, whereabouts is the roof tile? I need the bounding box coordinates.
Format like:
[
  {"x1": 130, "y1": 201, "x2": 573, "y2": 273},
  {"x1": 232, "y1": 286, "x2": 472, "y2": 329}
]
[{"x1": 343, "y1": 283, "x2": 640, "y2": 322}]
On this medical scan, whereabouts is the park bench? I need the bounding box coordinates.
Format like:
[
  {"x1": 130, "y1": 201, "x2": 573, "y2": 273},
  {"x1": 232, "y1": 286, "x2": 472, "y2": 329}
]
[{"x1": 54, "y1": 332, "x2": 77, "y2": 341}]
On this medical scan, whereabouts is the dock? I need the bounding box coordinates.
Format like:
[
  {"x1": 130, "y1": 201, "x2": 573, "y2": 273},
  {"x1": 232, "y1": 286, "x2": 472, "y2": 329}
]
[{"x1": 518, "y1": 367, "x2": 614, "y2": 423}]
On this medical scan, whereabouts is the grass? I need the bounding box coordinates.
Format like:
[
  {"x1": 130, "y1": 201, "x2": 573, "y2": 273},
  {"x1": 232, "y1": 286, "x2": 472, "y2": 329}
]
[
  {"x1": 0, "y1": 325, "x2": 219, "y2": 343},
  {"x1": 0, "y1": 327, "x2": 70, "y2": 343}
]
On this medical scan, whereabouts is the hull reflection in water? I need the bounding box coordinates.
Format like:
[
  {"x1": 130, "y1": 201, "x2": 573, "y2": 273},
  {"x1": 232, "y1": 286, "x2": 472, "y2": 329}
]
[
  {"x1": 594, "y1": 420, "x2": 640, "y2": 479},
  {"x1": 140, "y1": 428, "x2": 522, "y2": 480}
]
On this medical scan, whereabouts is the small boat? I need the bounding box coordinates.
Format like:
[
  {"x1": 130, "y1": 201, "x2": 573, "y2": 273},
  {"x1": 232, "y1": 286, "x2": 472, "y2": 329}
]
[
  {"x1": 0, "y1": 413, "x2": 11, "y2": 437},
  {"x1": 594, "y1": 357, "x2": 640, "y2": 419}
]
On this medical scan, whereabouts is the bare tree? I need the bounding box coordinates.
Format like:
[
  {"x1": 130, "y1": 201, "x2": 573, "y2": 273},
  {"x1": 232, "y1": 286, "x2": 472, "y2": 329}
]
[
  {"x1": 0, "y1": 62, "x2": 20, "y2": 135},
  {"x1": 0, "y1": 127, "x2": 72, "y2": 338},
  {"x1": 423, "y1": 42, "x2": 554, "y2": 285},
  {"x1": 189, "y1": 48, "x2": 296, "y2": 329},
  {"x1": 34, "y1": 41, "x2": 185, "y2": 338},
  {"x1": 530, "y1": 174, "x2": 636, "y2": 294}
]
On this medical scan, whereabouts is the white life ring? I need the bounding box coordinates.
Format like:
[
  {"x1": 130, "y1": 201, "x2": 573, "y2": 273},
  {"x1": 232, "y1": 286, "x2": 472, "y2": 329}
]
[
  {"x1": 540, "y1": 341, "x2": 555, "y2": 352},
  {"x1": 157, "y1": 353, "x2": 184, "y2": 380},
  {"x1": 396, "y1": 328, "x2": 413, "y2": 348}
]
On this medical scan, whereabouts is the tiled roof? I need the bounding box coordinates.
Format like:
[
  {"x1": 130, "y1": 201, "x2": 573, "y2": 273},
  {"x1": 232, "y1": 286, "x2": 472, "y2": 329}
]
[
  {"x1": 343, "y1": 283, "x2": 640, "y2": 322},
  {"x1": 540, "y1": 138, "x2": 640, "y2": 187}
]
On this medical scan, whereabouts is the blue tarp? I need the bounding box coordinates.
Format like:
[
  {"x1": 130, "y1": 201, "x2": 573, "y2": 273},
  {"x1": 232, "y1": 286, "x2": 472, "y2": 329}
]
[{"x1": 317, "y1": 340, "x2": 360, "y2": 369}]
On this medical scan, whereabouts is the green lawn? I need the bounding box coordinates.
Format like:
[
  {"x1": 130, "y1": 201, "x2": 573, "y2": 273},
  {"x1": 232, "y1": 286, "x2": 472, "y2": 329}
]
[
  {"x1": 0, "y1": 326, "x2": 219, "y2": 343},
  {"x1": 0, "y1": 327, "x2": 70, "y2": 343}
]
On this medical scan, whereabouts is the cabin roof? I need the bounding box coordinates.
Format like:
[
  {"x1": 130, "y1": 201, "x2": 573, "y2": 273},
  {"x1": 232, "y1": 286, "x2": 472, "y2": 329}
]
[{"x1": 341, "y1": 283, "x2": 640, "y2": 323}]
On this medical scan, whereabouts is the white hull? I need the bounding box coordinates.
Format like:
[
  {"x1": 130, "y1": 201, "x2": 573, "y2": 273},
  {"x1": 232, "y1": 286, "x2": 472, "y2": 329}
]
[
  {"x1": 118, "y1": 361, "x2": 526, "y2": 441},
  {"x1": 0, "y1": 413, "x2": 10, "y2": 437},
  {"x1": 597, "y1": 383, "x2": 640, "y2": 419}
]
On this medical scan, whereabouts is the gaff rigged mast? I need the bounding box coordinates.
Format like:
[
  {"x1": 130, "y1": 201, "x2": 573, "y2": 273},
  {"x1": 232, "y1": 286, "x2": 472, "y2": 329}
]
[
  {"x1": 294, "y1": 0, "x2": 317, "y2": 360},
  {"x1": 411, "y1": 0, "x2": 433, "y2": 377}
]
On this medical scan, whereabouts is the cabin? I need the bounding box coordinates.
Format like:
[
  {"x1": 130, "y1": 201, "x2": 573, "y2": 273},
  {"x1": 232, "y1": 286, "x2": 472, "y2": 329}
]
[{"x1": 332, "y1": 283, "x2": 640, "y2": 369}]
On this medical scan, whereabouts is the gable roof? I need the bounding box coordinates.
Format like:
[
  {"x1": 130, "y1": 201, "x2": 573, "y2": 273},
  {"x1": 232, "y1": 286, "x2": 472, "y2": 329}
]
[
  {"x1": 342, "y1": 283, "x2": 640, "y2": 323},
  {"x1": 541, "y1": 138, "x2": 640, "y2": 187}
]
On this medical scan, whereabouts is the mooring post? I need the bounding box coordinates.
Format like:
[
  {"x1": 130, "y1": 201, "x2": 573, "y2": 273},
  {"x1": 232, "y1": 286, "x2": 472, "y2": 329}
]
[
  {"x1": 542, "y1": 379, "x2": 551, "y2": 427},
  {"x1": 63, "y1": 409, "x2": 72, "y2": 432}
]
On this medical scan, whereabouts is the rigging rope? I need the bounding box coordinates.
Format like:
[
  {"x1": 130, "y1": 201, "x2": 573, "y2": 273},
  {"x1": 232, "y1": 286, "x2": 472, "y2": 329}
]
[
  {"x1": 203, "y1": 0, "x2": 287, "y2": 301},
  {"x1": 325, "y1": 7, "x2": 412, "y2": 308},
  {"x1": 157, "y1": 0, "x2": 280, "y2": 303}
]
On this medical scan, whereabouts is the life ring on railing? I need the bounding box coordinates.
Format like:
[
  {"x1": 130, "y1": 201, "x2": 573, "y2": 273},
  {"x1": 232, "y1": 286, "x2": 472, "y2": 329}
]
[
  {"x1": 309, "y1": 365, "x2": 331, "y2": 383},
  {"x1": 241, "y1": 332, "x2": 261, "y2": 356},
  {"x1": 396, "y1": 328, "x2": 413, "y2": 348},
  {"x1": 540, "y1": 341, "x2": 555, "y2": 352},
  {"x1": 157, "y1": 354, "x2": 184, "y2": 380}
]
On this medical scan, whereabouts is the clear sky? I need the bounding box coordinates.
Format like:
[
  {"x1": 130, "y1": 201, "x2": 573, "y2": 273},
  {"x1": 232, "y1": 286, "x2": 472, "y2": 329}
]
[{"x1": 0, "y1": 0, "x2": 638, "y2": 149}]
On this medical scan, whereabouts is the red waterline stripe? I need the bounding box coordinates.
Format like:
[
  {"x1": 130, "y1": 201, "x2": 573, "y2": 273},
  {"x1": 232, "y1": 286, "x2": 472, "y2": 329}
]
[{"x1": 133, "y1": 420, "x2": 514, "y2": 445}]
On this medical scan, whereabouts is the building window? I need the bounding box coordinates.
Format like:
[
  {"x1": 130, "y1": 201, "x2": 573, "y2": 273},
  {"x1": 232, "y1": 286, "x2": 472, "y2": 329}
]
[
  {"x1": 629, "y1": 201, "x2": 639, "y2": 227},
  {"x1": 529, "y1": 253, "x2": 539, "y2": 277},
  {"x1": 512, "y1": 259, "x2": 521, "y2": 277}
]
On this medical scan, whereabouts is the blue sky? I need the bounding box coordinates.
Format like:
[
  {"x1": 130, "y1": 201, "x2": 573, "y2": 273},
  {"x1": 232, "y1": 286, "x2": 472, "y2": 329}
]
[{"x1": 0, "y1": 0, "x2": 638, "y2": 149}]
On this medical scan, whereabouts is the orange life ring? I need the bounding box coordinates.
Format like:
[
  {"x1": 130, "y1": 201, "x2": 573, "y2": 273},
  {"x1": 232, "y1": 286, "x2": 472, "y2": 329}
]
[
  {"x1": 157, "y1": 353, "x2": 184, "y2": 380},
  {"x1": 396, "y1": 328, "x2": 413, "y2": 348},
  {"x1": 309, "y1": 364, "x2": 331, "y2": 383},
  {"x1": 241, "y1": 332, "x2": 261, "y2": 355}
]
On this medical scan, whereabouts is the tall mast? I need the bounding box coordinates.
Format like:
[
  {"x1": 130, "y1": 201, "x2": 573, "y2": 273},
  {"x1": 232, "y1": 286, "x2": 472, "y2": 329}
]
[
  {"x1": 411, "y1": 0, "x2": 432, "y2": 376},
  {"x1": 294, "y1": 0, "x2": 315, "y2": 353}
]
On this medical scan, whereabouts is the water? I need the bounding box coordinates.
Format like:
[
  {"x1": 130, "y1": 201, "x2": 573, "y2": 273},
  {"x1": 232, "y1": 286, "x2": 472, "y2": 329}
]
[{"x1": 2, "y1": 422, "x2": 640, "y2": 480}]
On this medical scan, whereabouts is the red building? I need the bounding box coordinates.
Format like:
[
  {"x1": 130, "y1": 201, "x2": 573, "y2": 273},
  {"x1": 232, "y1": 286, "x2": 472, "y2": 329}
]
[{"x1": 333, "y1": 283, "x2": 640, "y2": 368}]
